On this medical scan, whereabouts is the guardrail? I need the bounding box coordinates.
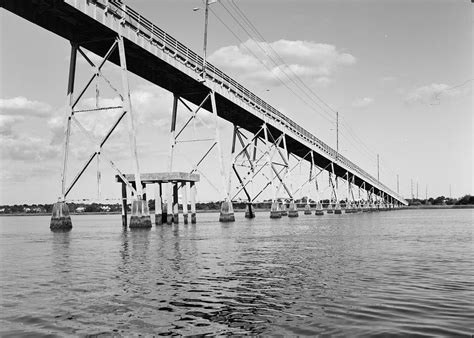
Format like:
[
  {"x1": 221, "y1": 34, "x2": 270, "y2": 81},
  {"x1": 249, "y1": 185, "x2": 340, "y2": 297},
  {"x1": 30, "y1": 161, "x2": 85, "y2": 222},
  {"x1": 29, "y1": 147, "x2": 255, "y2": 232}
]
[{"x1": 90, "y1": 0, "x2": 405, "y2": 203}]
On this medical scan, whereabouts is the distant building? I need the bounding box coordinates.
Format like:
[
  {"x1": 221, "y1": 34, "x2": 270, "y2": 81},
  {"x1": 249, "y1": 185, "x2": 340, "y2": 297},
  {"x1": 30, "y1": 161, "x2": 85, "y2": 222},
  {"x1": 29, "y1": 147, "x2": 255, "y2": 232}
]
[{"x1": 76, "y1": 207, "x2": 86, "y2": 213}]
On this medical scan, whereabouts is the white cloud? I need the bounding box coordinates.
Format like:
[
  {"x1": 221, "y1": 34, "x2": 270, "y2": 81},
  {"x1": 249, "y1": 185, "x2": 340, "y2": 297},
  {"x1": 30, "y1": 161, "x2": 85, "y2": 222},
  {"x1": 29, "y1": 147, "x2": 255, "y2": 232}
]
[
  {"x1": 405, "y1": 83, "x2": 470, "y2": 104},
  {"x1": 68, "y1": 85, "x2": 174, "y2": 139},
  {"x1": 0, "y1": 115, "x2": 24, "y2": 136},
  {"x1": 0, "y1": 96, "x2": 52, "y2": 117},
  {"x1": 208, "y1": 39, "x2": 356, "y2": 88},
  {"x1": 0, "y1": 134, "x2": 60, "y2": 161},
  {"x1": 380, "y1": 76, "x2": 397, "y2": 83},
  {"x1": 352, "y1": 97, "x2": 374, "y2": 108},
  {"x1": 0, "y1": 96, "x2": 53, "y2": 135},
  {"x1": 1, "y1": 85, "x2": 216, "y2": 171}
]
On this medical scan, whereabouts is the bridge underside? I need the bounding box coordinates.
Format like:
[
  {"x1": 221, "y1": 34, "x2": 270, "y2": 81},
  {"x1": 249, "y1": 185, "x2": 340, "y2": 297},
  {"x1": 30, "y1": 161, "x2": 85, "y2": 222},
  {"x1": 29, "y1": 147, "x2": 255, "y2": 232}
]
[{"x1": 1, "y1": 0, "x2": 406, "y2": 204}]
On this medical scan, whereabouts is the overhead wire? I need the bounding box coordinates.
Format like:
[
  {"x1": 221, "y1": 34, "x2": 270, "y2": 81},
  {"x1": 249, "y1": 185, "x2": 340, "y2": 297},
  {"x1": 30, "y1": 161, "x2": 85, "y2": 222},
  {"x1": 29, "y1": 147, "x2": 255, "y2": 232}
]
[
  {"x1": 210, "y1": 2, "x2": 337, "y2": 125},
  {"x1": 226, "y1": 0, "x2": 338, "y2": 123},
  {"x1": 211, "y1": 0, "x2": 402, "y2": 189},
  {"x1": 208, "y1": 7, "x2": 338, "y2": 126}
]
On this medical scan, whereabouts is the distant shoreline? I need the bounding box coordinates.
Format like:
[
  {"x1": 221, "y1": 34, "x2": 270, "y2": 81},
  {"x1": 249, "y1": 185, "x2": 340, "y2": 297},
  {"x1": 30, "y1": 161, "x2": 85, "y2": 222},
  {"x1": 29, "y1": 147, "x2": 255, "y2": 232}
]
[
  {"x1": 1, "y1": 204, "x2": 472, "y2": 217},
  {"x1": 403, "y1": 205, "x2": 474, "y2": 209}
]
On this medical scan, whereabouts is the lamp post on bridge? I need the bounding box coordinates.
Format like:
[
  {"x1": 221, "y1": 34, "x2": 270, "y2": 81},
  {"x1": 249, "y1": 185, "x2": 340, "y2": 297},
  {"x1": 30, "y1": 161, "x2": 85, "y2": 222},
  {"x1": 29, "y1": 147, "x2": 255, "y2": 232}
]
[
  {"x1": 397, "y1": 174, "x2": 399, "y2": 194},
  {"x1": 336, "y1": 111, "x2": 339, "y2": 159},
  {"x1": 377, "y1": 154, "x2": 380, "y2": 182},
  {"x1": 193, "y1": 0, "x2": 218, "y2": 80}
]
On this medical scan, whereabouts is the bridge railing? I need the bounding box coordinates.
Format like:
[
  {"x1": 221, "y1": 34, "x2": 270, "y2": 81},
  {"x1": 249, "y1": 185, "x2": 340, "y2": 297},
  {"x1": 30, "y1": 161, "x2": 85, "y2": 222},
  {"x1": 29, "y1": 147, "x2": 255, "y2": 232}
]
[{"x1": 92, "y1": 0, "x2": 404, "y2": 202}]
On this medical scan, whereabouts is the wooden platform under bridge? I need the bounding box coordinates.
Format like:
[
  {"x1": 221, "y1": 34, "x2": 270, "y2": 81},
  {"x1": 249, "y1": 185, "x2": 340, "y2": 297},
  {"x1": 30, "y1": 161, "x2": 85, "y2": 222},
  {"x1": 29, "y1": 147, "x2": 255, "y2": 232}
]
[{"x1": 116, "y1": 172, "x2": 200, "y2": 226}]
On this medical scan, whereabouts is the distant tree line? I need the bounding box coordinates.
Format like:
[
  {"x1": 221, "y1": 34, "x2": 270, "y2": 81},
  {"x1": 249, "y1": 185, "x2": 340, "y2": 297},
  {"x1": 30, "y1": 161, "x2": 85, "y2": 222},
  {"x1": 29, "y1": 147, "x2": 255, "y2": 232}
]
[
  {"x1": 407, "y1": 195, "x2": 474, "y2": 206},
  {"x1": 1, "y1": 195, "x2": 472, "y2": 214}
]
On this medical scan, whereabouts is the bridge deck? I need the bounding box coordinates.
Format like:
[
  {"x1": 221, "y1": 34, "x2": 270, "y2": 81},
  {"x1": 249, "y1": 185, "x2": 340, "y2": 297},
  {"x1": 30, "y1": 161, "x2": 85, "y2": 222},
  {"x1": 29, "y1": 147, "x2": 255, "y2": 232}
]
[{"x1": 0, "y1": 0, "x2": 407, "y2": 205}]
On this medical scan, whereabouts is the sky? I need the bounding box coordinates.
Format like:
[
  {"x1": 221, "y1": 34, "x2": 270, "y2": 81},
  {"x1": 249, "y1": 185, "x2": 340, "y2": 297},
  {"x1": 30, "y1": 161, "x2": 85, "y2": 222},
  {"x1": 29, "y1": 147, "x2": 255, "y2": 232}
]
[{"x1": 0, "y1": 0, "x2": 472, "y2": 205}]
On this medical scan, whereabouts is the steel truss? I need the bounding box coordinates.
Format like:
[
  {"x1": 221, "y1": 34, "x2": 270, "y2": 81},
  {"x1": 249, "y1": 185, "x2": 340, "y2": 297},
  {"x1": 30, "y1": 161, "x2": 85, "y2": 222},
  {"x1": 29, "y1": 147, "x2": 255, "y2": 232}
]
[
  {"x1": 166, "y1": 88, "x2": 235, "y2": 221},
  {"x1": 60, "y1": 35, "x2": 143, "y2": 202}
]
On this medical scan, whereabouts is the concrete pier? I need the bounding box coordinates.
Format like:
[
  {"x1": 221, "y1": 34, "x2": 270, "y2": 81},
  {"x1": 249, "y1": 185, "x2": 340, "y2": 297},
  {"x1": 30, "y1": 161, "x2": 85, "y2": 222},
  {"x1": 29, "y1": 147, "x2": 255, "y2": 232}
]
[
  {"x1": 182, "y1": 182, "x2": 189, "y2": 224},
  {"x1": 245, "y1": 203, "x2": 255, "y2": 218},
  {"x1": 117, "y1": 172, "x2": 199, "y2": 227},
  {"x1": 219, "y1": 200, "x2": 235, "y2": 222},
  {"x1": 162, "y1": 203, "x2": 168, "y2": 224},
  {"x1": 50, "y1": 201, "x2": 72, "y2": 231},
  {"x1": 327, "y1": 203, "x2": 334, "y2": 214},
  {"x1": 129, "y1": 199, "x2": 152, "y2": 228},
  {"x1": 304, "y1": 204, "x2": 312, "y2": 215},
  {"x1": 363, "y1": 202, "x2": 370, "y2": 212},
  {"x1": 167, "y1": 183, "x2": 173, "y2": 224},
  {"x1": 173, "y1": 183, "x2": 179, "y2": 224},
  {"x1": 288, "y1": 200, "x2": 299, "y2": 217},
  {"x1": 334, "y1": 202, "x2": 342, "y2": 214},
  {"x1": 280, "y1": 201, "x2": 288, "y2": 216},
  {"x1": 154, "y1": 183, "x2": 163, "y2": 225},
  {"x1": 190, "y1": 182, "x2": 196, "y2": 224},
  {"x1": 270, "y1": 201, "x2": 281, "y2": 218},
  {"x1": 345, "y1": 202, "x2": 354, "y2": 213},
  {"x1": 315, "y1": 202, "x2": 324, "y2": 216},
  {"x1": 121, "y1": 182, "x2": 128, "y2": 227}
]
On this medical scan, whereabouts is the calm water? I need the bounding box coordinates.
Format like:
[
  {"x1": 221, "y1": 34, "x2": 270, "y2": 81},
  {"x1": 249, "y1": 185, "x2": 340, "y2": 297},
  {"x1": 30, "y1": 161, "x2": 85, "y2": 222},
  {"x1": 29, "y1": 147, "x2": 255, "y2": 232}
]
[{"x1": 0, "y1": 209, "x2": 472, "y2": 336}]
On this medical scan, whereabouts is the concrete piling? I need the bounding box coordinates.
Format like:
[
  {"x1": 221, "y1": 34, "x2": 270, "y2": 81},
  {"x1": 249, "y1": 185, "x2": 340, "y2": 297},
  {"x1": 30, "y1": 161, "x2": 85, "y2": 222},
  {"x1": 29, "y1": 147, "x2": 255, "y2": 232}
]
[
  {"x1": 182, "y1": 182, "x2": 189, "y2": 224},
  {"x1": 166, "y1": 183, "x2": 173, "y2": 225},
  {"x1": 245, "y1": 203, "x2": 255, "y2": 218},
  {"x1": 154, "y1": 183, "x2": 162, "y2": 225},
  {"x1": 219, "y1": 200, "x2": 235, "y2": 222},
  {"x1": 288, "y1": 200, "x2": 299, "y2": 217},
  {"x1": 117, "y1": 172, "x2": 199, "y2": 226},
  {"x1": 162, "y1": 202, "x2": 168, "y2": 223},
  {"x1": 363, "y1": 202, "x2": 370, "y2": 212},
  {"x1": 327, "y1": 202, "x2": 334, "y2": 214},
  {"x1": 304, "y1": 203, "x2": 312, "y2": 215},
  {"x1": 345, "y1": 202, "x2": 353, "y2": 213},
  {"x1": 121, "y1": 182, "x2": 128, "y2": 227},
  {"x1": 334, "y1": 202, "x2": 342, "y2": 214},
  {"x1": 172, "y1": 183, "x2": 179, "y2": 224},
  {"x1": 190, "y1": 181, "x2": 196, "y2": 224},
  {"x1": 280, "y1": 201, "x2": 288, "y2": 216},
  {"x1": 50, "y1": 201, "x2": 72, "y2": 231},
  {"x1": 270, "y1": 201, "x2": 281, "y2": 218},
  {"x1": 129, "y1": 199, "x2": 152, "y2": 228},
  {"x1": 315, "y1": 201, "x2": 324, "y2": 215}
]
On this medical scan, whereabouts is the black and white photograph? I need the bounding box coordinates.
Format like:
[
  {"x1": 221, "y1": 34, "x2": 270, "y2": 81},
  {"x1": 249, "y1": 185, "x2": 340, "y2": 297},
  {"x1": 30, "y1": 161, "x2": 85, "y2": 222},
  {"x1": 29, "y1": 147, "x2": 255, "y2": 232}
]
[{"x1": 0, "y1": 0, "x2": 472, "y2": 335}]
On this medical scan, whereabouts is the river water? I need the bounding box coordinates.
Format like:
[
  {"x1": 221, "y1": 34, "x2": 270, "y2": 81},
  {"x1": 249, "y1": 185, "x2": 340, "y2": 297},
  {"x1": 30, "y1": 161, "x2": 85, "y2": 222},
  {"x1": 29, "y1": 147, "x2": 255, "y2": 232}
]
[{"x1": 0, "y1": 209, "x2": 472, "y2": 336}]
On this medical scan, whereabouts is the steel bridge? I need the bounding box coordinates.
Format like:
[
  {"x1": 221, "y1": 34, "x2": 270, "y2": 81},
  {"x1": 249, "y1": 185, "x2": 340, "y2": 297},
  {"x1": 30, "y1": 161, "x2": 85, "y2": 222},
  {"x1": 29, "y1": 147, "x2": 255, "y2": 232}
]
[{"x1": 1, "y1": 0, "x2": 408, "y2": 229}]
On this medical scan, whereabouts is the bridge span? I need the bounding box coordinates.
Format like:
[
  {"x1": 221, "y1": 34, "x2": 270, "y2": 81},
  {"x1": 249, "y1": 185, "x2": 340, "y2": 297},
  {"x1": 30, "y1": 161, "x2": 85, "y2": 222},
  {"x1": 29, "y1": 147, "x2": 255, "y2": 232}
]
[{"x1": 1, "y1": 0, "x2": 408, "y2": 229}]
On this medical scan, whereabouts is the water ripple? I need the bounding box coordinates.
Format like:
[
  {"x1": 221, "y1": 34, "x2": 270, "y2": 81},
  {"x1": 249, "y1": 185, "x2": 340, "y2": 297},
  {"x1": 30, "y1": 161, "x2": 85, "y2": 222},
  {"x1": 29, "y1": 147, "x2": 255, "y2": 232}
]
[{"x1": 0, "y1": 210, "x2": 473, "y2": 335}]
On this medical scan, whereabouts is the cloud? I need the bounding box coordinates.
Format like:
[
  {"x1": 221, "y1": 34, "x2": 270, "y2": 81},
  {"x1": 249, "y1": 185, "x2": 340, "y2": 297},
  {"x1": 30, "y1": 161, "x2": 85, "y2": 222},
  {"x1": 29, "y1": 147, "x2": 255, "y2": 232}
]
[
  {"x1": 405, "y1": 82, "x2": 470, "y2": 104},
  {"x1": 0, "y1": 115, "x2": 24, "y2": 136},
  {"x1": 380, "y1": 76, "x2": 397, "y2": 83},
  {"x1": 0, "y1": 96, "x2": 52, "y2": 117},
  {"x1": 208, "y1": 39, "x2": 356, "y2": 88},
  {"x1": 67, "y1": 85, "x2": 173, "y2": 139},
  {"x1": 352, "y1": 97, "x2": 374, "y2": 108},
  {"x1": 0, "y1": 96, "x2": 53, "y2": 135},
  {"x1": 0, "y1": 134, "x2": 60, "y2": 161}
]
